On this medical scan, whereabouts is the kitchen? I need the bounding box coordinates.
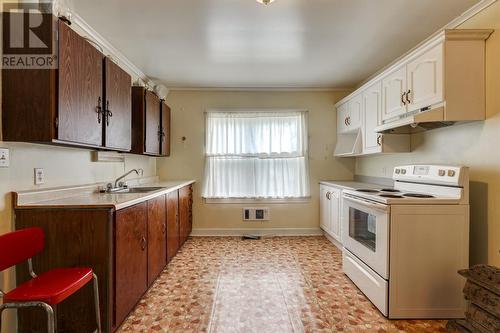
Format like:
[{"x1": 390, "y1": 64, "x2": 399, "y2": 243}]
[{"x1": 0, "y1": 0, "x2": 499, "y2": 332}]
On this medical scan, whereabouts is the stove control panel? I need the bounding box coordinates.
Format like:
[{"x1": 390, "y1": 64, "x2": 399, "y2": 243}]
[{"x1": 393, "y1": 165, "x2": 467, "y2": 186}]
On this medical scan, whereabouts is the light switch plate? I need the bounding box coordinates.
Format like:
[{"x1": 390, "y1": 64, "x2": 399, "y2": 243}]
[
  {"x1": 0, "y1": 148, "x2": 9, "y2": 167},
  {"x1": 34, "y1": 168, "x2": 45, "y2": 185}
]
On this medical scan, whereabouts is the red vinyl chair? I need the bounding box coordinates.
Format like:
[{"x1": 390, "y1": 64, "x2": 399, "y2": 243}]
[{"x1": 0, "y1": 227, "x2": 101, "y2": 333}]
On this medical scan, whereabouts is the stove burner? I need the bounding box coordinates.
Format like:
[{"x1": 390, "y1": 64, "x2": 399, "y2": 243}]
[
  {"x1": 356, "y1": 189, "x2": 379, "y2": 193},
  {"x1": 379, "y1": 194, "x2": 404, "y2": 198},
  {"x1": 380, "y1": 189, "x2": 400, "y2": 193},
  {"x1": 403, "y1": 193, "x2": 435, "y2": 198}
]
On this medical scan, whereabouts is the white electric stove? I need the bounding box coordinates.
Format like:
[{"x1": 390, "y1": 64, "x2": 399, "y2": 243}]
[{"x1": 342, "y1": 165, "x2": 469, "y2": 319}]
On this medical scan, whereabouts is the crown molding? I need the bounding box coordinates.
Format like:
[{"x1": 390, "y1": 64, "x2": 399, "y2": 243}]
[{"x1": 71, "y1": 13, "x2": 155, "y2": 89}]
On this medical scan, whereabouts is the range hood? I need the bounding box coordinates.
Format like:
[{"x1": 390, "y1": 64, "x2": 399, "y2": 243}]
[
  {"x1": 375, "y1": 106, "x2": 454, "y2": 134},
  {"x1": 334, "y1": 129, "x2": 362, "y2": 157}
]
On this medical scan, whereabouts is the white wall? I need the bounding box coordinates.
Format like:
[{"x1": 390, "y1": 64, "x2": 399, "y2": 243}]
[
  {"x1": 356, "y1": 2, "x2": 500, "y2": 267},
  {"x1": 157, "y1": 90, "x2": 353, "y2": 233}
]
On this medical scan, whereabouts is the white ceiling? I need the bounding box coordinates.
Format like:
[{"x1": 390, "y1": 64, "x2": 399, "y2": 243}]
[{"x1": 73, "y1": 0, "x2": 479, "y2": 89}]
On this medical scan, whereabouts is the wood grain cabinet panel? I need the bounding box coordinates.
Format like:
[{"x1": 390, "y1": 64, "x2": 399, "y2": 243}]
[
  {"x1": 104, "y1": 57, "x2": 132, "y2": 151},
  {"x1": 166, "y1": 190, "x2": 180, "y2": 262},
  {"x1": 145, "y1": 91, "x2": 161, "y2": 155},
  {"x1": 179, "y1": 185, "x2": 192, "y2": 246},
  {"x1": 147, "y1": 195, "x2": 167, "y2": 286},
  {"x1": 58, "y1": 20, "x2": 104, "y2": 146},
  {"x1": 160, "y1": 101, "x2": 171, "y2": 156},
  {"x1": 115, "y1": 203, "x2": 148, "y2": 326}
]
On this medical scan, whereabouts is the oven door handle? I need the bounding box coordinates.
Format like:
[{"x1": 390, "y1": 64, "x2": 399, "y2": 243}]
[{"x1": 343, "y1": 194, "x2": 390, "y2": 212}]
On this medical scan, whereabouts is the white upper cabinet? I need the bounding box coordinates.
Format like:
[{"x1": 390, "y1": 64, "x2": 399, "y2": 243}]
[
  {"x1": 334, "y1": 29, "x2": 492, "y2": 157},
  {"x1": 382, "y1": 66, "x2": 407, "y2": 122},
  {"x1": 363, "y1": 82, "x2": 382, "y2": 154},
  {"x1": 406, "y1": 43, "x2": 444, "y2": 112},
  {"x1": 337, "y1": 94, "x2": 362, "y2": 134},
  {"x1": 337, "y1": 103, "x2": 349, "y2": 134},
  {"x1": 348, "y1": 94, "x2": 362, "y2": 130}
]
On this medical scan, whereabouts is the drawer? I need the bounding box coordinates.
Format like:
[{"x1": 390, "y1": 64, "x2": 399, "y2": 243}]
[{"x1": 343, "y1": 249, "x2": 388, "y2": 316}]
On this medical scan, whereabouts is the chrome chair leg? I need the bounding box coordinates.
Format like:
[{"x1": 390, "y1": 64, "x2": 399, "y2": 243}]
[
  {"x1": 92, "y1": 273, "x2": 102, "y2": 333},
  {"x1": 0, "y1": 302, "x2": 55, "y2": 333}
]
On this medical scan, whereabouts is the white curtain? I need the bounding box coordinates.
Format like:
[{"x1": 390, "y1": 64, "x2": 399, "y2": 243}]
[{"x1": 203, "y1": 111, "x2": 310, "y2": 198}]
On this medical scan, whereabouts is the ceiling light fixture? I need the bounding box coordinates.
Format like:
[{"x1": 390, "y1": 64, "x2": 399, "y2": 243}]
[{"x1": 256, "y1": 0, "x2": 276, "y2": 5}]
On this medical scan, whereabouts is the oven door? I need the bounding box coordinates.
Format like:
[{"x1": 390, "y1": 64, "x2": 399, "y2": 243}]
[{"x1": 342, "y1": 194, "x2": 390, "y2": 279}]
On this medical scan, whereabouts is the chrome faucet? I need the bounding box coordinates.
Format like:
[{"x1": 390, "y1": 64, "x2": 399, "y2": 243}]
[{"x1": 110, "y1": 168, "x2": 144, "y2": 190}]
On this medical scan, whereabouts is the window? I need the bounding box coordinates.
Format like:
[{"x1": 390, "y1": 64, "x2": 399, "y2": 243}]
[{"x1": 202, "y1": 110, "x2": 310, "y2": 199}]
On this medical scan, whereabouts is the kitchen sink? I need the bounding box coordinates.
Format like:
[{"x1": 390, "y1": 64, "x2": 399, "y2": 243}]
[{"x1": 111, "y1": 186, "x2": 165, "y2": 194}]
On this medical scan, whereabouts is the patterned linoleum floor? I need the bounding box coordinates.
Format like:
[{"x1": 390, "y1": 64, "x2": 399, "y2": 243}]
[{"x1": 118, "y1": 236, "x2": 457, "y2": 333}]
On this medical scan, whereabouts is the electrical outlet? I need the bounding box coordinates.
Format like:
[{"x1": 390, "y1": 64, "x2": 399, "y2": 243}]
[
  {"x1": 34, "y1": 168, "x2": 45, "y2": 185},
  {"x1": 0, "y1": 148, "x2": 9, "y2": 168}
]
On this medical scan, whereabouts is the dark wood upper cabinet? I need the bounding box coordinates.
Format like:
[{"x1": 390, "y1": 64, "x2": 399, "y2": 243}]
[
  {"x1": 115, "y1": 203, "x2": 148, "y2": 327},
  {"x1": 166, "y1": 190, "x2": 180, "y2": 263},
  {"x1": 132, "y1": 87, "x2": 159, "y2": 155},
  {"x1": 160, "y1": 100, "x2": 171, "y2": 157},
  {"x1": 2, "y1": 18, "x2": 132, "y2": 152},
  {"x1": 145, "y1": 91, "x2": 161, "y2": 155},
  {"x1": 131, "y1": 87, "x2": 173, "y2": 157},
  {"x1": 147, "y1": 195, "x2": 167, "y2": 286},
  {"x1": 58, "y1": 21, "x2": 104, "y2": 146},
  {"x1": 104, "y1": 57, "x2": 132, "y2": 151}
]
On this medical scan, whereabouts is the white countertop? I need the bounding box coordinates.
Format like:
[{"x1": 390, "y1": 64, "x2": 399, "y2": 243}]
[
  {"x1": 319, "y1": 180, "x2": 386, "y2": 190},
  {"x1": 14, "y1": 180, "x2": 196, "y2": 210}
]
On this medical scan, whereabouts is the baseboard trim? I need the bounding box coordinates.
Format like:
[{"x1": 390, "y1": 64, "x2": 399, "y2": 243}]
[{"x1": 190, "y1": 228, "x2": 323, "y2": 237}]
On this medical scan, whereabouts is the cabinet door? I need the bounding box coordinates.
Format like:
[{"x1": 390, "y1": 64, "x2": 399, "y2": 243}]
[
  {"x1": 166, "y1": 190, "x2": 180, "y2": 262},
  {"x1": 104, "y1": 57, "x2": 132, "y2": 151},
  {"x1": 144, "y1": 91, "x2": 161, "y2": 155},
  {"x1": 329, "y1": 188, "x2": 342, "y2": 242},
  {"x1": 406, "y1": 44, "x2": 444, "y2": 112},
  {"x1": 115, "y1": 203, "x2": 148, "y2": 325},
  {"x1": 58, "y1": 21, "x2": 103, "y2": 146},
  {"x1": 382, "y1": 66, "x2": 407, "y2": 122},
  {"x1": 320, "y1": 185, "x2": 330, "y2": 231},
  {"x1": 179, "y1": 186, "x2": 191, "y2": 246},
  {"x1": 147, "y1": 195, "x2": 167, "y2": 286},
  {"x1": 337, "y1": 103, "x2": 349, "y2": 134},
  {"x1": 363, "y1": 82, "x2": 382, "y2": 155},
  {"x1": 160, "y1": 101, "x2": 171, "y2": 156},
  {"x1": 347, "y1": 94, "x2": 362, "y2": 130}
]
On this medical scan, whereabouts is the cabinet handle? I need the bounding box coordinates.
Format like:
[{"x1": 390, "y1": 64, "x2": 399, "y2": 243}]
[
  {"x1": 105, "y1": 100, "x2": 113, "y2": 126},
  {"x1": 140, "y1": 236, "x2": 146, "y2": 250},
  {"x1": 344, "y1": 118, "x2": 348, "y2": 126},
  {"x1": 401, "y1": 92, "x2": 406, "y2": 106},
  {"x1": 326, "y1": 192, "x2": 331, "y2": 200},
  {"x1": 162, "y1": 223, "x2": 166, "y2": 234},
  {"x1": 406, "y1": 89, "x2": 412, "y2": 104},
  {"x1": 377, "y1": 135, "x2": 382, "y2": 146},
  {"x1": 96, "y1": 97, "x2": 103, "y2": 124}
]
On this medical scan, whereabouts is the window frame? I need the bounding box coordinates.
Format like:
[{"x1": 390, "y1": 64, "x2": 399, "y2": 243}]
[{"x1": 203, "y1": 108, "x2": 310, "y2": 202}]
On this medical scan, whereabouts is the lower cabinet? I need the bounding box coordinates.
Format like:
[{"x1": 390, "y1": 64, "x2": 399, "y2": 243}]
[
  {"x1": 179, "y1": 185, "x2": 193, "y2": 246},
  {"x1": 166, "y1": 190, "x2": 180, "y2": 262},
  {"x1": 147, "y1": 195, "x2": 167, "y2": 286},
  {"x1": 14, "y1": 184, "x2": 193, "y2": 332},
  {"x1": 115, "y1": 202, "x2": 148, "y2": 326},
  {"x1": 320, "y1": 184, "x2": 342, "y2": 243}
]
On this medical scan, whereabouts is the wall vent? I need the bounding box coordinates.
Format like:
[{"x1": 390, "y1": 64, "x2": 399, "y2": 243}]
[{"x1": 242, "y1": 208, "x2": 270, "y2": 221}]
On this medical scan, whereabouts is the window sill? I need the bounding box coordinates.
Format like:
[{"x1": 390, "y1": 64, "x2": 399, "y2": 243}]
[{"x1": 204, "y1": 197, "x2": 311, "y2": 204}]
